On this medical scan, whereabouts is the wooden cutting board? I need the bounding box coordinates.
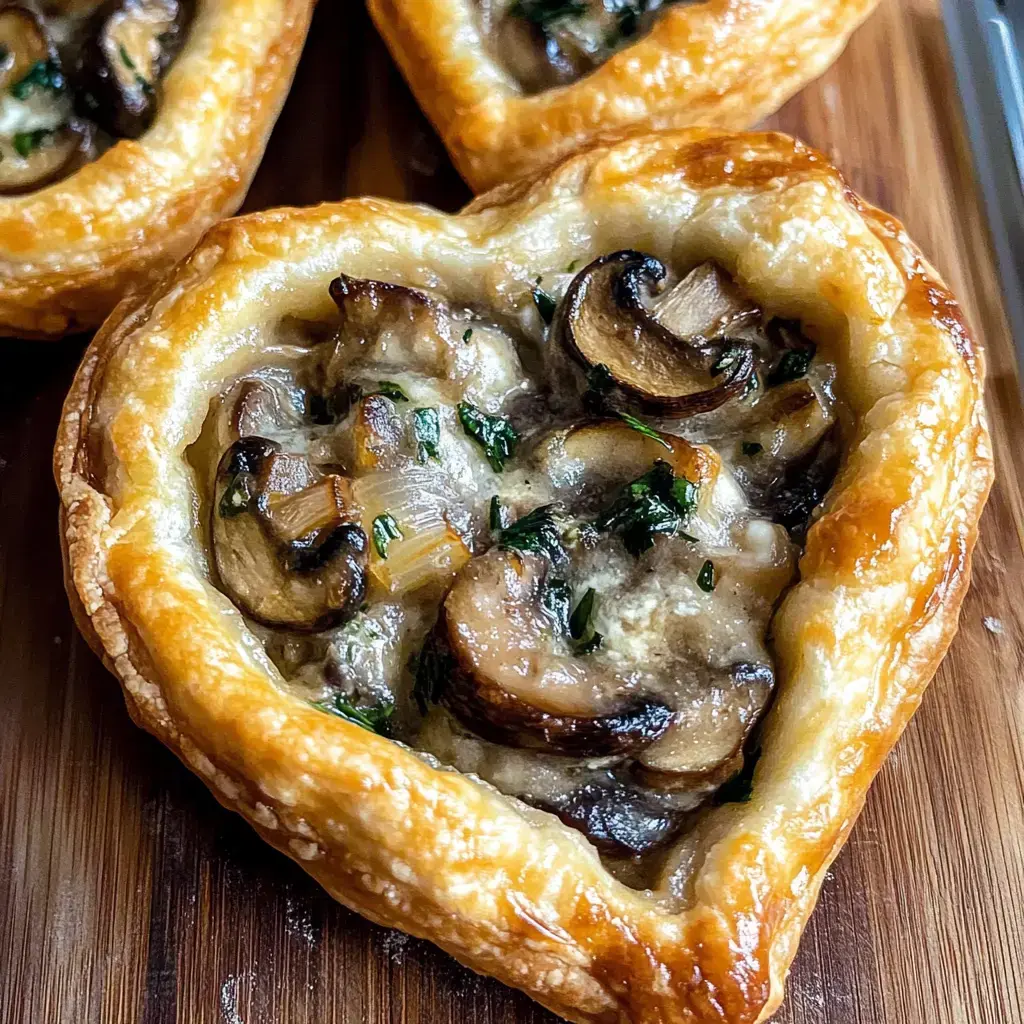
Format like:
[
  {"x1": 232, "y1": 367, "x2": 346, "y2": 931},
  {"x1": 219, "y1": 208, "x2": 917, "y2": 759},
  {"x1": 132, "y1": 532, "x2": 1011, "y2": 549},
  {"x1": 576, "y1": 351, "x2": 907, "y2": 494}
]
[{"x1": 2, "y1": 0, "x2": 1022, "y2": 1021}]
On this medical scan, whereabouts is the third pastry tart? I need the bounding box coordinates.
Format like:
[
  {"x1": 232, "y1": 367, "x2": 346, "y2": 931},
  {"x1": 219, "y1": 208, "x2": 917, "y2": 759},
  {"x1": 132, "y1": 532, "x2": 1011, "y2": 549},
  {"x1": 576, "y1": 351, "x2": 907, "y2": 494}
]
[
  {"x1": 369, "y1": 0, "x2": 881, "y2": 190},
  {"x1": 0, "y1": 0, "x2": 313, "y2": 339},
  {"x1": 56, "y1": 129, "x2": 991, "y2": 1023}
]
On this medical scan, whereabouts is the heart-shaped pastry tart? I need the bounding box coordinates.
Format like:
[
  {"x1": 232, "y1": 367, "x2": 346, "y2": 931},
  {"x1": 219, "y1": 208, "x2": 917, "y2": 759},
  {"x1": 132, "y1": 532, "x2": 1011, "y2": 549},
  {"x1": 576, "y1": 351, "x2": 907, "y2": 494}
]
[
  {"x1": 0, "y1": 0, "x2": 313, "y2": 339},
  {"x1": 56, "y1": 129, "x2": 992, "y2": 1023},
  {"x1": 369, "y1": 0, "x2": 880, "y2": 190}
]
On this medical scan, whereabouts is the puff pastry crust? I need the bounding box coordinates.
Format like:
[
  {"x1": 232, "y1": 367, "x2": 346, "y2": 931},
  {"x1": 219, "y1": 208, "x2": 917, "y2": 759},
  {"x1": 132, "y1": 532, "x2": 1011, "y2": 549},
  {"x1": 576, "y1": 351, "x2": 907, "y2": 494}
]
[
  {"x1": 55, "y1": 129, "x2": 992, "y2": 1023},
  {"x1": 0, "y1": 0, "x2": 314, "y2": 340},
  {"x1": 368, "y1": 0, "x2": 881, "y2": 191}
]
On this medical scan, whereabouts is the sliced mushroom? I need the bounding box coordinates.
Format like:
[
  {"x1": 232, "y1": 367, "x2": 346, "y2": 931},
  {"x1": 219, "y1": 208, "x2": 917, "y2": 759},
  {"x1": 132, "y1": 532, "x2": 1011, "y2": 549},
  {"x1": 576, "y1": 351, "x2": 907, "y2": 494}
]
[
  {"x1": 434, "y1": 548, "x2": 674, "y2": 757},
  {"x1": 635, "y1": 662, "x2": 774, "y2": 787},
  {"x1": 212, "y1": 436, "x2": 368, "y2": 632},
  {"x1": 73, "y1": 0, "x2": 189, "y2": 138},
  {"x1": 416, "y1": 706, "x2": 694, "y2": 856},
  {"x1": 555, "y1": 251, "x2": 756, "y2": 416},
  {"x1": 535, "y1": 418, "x2": 718, "y2": 514},
  {"x1": 328, "y1": 274, "x2": 452, "y2": 378},
  {"x1": 532, "y1": 769, "x2": 689, "y2": 857}
]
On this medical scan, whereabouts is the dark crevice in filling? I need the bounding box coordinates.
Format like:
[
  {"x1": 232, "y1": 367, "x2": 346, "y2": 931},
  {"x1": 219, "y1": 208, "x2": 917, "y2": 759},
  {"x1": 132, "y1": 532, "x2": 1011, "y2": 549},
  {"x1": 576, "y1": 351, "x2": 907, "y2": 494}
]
[
  {"x1": 0, "y1": 0, "x2": 192, "y2": 194},
  {"x1": 191, "y1": 253, "x2": 842, "y2": 886},
  {"x1": 480, "y1": 0, "x2": 698, "y2": 94}
]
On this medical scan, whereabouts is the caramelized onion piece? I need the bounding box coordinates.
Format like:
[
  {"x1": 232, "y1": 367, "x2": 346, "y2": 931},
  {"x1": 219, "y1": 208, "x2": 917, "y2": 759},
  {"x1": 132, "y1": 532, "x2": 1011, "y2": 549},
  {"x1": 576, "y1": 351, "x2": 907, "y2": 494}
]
[
  {"x1": 435, "y1": 549, "x2": 674, "y2": 757},
  {"x1": 212, "y1": 437, "x2": 368, "y2": 632},
  {"x1": 555, "y1": 252, "x2": 755, "y2": 416}
]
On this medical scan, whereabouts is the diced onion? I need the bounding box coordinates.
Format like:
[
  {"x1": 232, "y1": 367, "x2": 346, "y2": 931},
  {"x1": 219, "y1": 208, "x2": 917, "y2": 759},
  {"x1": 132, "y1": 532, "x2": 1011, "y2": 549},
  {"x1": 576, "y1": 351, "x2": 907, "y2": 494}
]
[
  {"x1": 353, "y1": 467, "x2": 472, "y2": 595},
  {"x1": 370, "y1": 524, "x2": 470, "y2": 595}
]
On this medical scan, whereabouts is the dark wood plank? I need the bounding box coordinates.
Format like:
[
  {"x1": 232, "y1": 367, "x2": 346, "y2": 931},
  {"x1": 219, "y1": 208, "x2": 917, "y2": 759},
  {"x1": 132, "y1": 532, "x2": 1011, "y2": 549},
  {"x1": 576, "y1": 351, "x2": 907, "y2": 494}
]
[{"x1": 2, "y1": 0, "x2": 1022, "y2": 1021}]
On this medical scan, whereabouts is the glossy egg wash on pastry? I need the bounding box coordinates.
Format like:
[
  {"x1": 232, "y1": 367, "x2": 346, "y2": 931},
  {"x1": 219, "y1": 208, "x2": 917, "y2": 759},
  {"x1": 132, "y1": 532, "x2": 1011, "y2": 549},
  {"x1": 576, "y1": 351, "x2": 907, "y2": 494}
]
[
  {"x1": 0, "y1": 0, "x2": 190, "y2": 192},
  {"x1": 479, "y1": 0, "x2": 695, "y2": 92},
  {"x1": 190, "y1": 251, "x2": 843, "y2": 885}
]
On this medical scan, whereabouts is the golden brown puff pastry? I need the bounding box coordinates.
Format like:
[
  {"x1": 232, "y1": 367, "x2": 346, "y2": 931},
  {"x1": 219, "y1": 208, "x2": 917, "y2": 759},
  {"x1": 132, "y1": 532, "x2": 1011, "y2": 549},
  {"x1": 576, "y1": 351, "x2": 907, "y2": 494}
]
[
  {"x1": 55, "y1": 129, "x2": 991, "y2": 1024},
  {"x1": 0, "y1": 0, "x2": 314, "y2": 340},
  {"x1": 367, "y1": 0, "x2": 881, "y2": 191}
]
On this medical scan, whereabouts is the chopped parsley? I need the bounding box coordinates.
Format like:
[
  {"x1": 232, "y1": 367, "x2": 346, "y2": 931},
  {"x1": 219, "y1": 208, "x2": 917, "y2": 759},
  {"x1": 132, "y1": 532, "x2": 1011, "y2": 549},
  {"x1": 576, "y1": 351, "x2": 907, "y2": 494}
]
[
  {"x1": 371, "y1": 512, "x2": 403, "y2": 558},
  {"x1": 314, "y1": 693, "x2": 394, "y2": 736},
  {"x1": 10, "y1": 59, "x2": 64, "y2": 100},
  {"x1": 709, "y1": 344, "x2": 747, "y2": 378},
  {"x1": 617, "y1": 411, "x2": 671, "y2": 450},
  {"x1": 510, "y1": 0, "x2": 587, "y2": 26},
  {"x1": 118, "y1": 44, "x2": 153, "y2": 96},
  {"x1": 595, "y1": 461, "x2": 699, "y2": 557},
  {"x1": 371, "y1": 380, "x2": 409, "y2": 402},
  {"x1": 582, "y1": 361, "x2": 616, "y2": 414},
  {"x1": 12, "y1": 129, "x2": 52, "y2": 158},
  {"x1": 413, "y1": 633, "x2": 452, "y2": 714},
  {"x1": 741, "y1": 441, "x2": 763, "y2": 457},
  {"x1": 218, "y1": 473, "x2": 253, "y2": 518},
  {"x1": 532, "y1": 285, "x2": 557, "y2": 324},
  {"x1": 499, "y1": 504, "x2": 567, "y2": 566},
  {"x1": 767, "y1": 344, "x2": 815, "y2": 387},
  {"x1": 541, "y1": 577, "x2": 573, "y2": 635},
  {"x1": 697, "y1": 559, "x2": 716, "y2": 592},
  {"x1": 541, "y1": 579, "x2": 603, "y2": 655},
  {"x1": 457, "y1": 401, "x2": 520, "y2": 472},
  {"x1": 489, "y1": 495, "x2": 510, "y2": 531},
  {"x1": 412, "y1": 407, "x2": 440, "y2": 462},
  {"x1": 462, "y1": 328, "x2": 473, "y2": 343},
  {"x1": 566, "y1": 259, "x2": 578, "y2": 273}
]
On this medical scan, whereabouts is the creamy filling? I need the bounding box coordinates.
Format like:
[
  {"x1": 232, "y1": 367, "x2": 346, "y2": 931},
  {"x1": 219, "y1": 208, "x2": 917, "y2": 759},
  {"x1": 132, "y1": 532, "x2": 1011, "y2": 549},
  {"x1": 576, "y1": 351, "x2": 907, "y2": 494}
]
[{"x1": 190, "y1": 257, "x2": 842, "y2": 887}]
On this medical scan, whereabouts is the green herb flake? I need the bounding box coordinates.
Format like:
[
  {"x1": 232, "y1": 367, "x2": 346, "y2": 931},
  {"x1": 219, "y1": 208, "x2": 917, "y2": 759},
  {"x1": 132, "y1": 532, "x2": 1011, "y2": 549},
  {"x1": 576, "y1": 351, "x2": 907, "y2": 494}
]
[
  {"x1": 218, "y1": 473, "x2": 253, "y2": 518},
  {"x1": 412, "y1": 407, "x2": 440, "y2": 462},
  {"x1": 489, "y1": 495, "x2": 510, "y2": 531},
  {"x1": 413, "y1": 633, "x2": 451, "y2": 714},
  {"x1": 314, "y1": 693, "x2": 394, "y2": 736},
  {"x1": 510, "y1": 0, "x2": 587, "y2": 27},
  {"x1": 499, "y1": 504, "x2": 567, "y2": 566},
  {"x1": 10, "y1": 59, "x2": 64, "y2": 100},
  {"x1": 457, "y1": 401, "x2": 520, "y2": 472},
  {"x1": 119, "y1": 44, "x2": 137, "y2": 70},
  {"x1": 741, "y1": 441, "x2": 764, "y2": 457},
  {"x1": 566, "y1": 259, "x2": 578, "y2": 273},
  {"x1": 12, "y1": 129, "x2": 52, "y2": 158},
  {"x1": 462, "y1": 328, "x2": 473, "y2": 343},
  {"x1": 541, "y1": 577, "x2": 573, "y2": 635},
  {"x1": 697, "y1": 559, "x2": 716, "y2": 592},
  {"x1": 617, "y1": 412, "x2": 671, "y2": 450},
  {"x1": 532, "y1": 286, "x2": 557, "y2": 325},
  {"x1": 767, "y1": 344, "x2": 815, "y2": 387},
  {"x1": 709, "y1": 345, "x2": 745, "y2": 378},
  {"x1": 371, "y1": 512, "x2": 403, "y2": 559},
  {"x1": 596, "y1": 461, "x2": 700, "y2": 557},
  {"x1": 372, "y1": 380, "x2": 409, "y2": 402}
]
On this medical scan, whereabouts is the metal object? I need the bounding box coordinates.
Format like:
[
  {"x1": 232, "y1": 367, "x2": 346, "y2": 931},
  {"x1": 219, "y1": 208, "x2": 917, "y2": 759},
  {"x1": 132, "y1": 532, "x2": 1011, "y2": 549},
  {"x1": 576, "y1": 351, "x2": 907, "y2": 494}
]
[{"x1": 944, "y1": 0, "x2": 1024, "y2": 383}]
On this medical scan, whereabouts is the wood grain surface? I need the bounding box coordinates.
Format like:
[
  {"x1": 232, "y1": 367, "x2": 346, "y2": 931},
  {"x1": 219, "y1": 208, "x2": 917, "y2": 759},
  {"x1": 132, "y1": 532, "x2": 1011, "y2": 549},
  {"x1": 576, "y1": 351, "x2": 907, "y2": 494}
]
[{"x1": 2, "y1": 1, "x2": 1023, "y2": 1021}]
